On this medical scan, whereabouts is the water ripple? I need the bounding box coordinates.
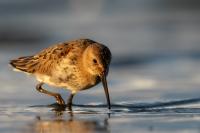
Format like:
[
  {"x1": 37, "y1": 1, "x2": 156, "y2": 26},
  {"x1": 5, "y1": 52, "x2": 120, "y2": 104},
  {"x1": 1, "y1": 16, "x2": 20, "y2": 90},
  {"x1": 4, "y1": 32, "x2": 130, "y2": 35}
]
[{"x1": 27, "y1": 97, "x2": 200, "y2": 115}]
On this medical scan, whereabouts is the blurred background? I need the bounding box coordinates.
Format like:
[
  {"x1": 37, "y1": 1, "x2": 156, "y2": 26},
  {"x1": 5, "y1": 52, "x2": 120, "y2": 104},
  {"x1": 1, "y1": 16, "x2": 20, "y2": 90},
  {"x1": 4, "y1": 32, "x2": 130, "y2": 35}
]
[
  {"x1": 1, "y1": 0, "x2": 200, "y2": 57},
  {"x1": 2, "y1": 0, "x2": 200, "y2": 133}
]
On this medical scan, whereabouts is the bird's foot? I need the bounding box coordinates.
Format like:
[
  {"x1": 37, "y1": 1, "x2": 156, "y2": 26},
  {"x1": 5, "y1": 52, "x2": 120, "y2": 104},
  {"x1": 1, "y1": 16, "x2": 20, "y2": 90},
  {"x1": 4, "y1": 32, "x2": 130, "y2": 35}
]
[
  {"x1": 55, "y1": 95, "x2": 65, "y2": 105},
  {"x1": 66, "y1": 102, "x2": 73, "y2": 111}
]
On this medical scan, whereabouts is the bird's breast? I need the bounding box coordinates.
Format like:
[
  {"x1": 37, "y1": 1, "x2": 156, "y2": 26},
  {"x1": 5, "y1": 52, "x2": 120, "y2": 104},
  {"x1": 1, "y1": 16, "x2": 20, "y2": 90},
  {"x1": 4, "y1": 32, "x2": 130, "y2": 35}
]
[{"x1": 48, "y1": 57, "x2": 100, "y2": 92}]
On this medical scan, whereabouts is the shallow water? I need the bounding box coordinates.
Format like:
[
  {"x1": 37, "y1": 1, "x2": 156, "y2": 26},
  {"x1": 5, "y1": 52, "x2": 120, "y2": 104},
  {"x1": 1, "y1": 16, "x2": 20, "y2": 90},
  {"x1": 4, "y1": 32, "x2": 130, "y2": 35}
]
[{"x1": 2, "y1": 100, "x2": 200, "y2": 133}]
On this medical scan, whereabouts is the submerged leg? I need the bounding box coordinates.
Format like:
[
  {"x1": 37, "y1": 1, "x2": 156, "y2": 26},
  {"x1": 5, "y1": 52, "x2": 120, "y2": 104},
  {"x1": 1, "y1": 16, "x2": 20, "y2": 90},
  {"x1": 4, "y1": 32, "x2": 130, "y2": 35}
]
[
  {"x1": 36, "y1": 82, "x2": 65, "y2": 105},
  {"x1": 67, "y1": 93, "x2": 75, "y2": 107}
]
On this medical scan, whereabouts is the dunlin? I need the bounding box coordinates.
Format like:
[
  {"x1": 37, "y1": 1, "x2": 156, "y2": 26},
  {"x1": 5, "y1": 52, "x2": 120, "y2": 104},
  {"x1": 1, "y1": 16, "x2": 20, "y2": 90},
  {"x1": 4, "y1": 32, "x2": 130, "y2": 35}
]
[{"x1": 10, "y1": 39, "x2": 112, "y2": 109}]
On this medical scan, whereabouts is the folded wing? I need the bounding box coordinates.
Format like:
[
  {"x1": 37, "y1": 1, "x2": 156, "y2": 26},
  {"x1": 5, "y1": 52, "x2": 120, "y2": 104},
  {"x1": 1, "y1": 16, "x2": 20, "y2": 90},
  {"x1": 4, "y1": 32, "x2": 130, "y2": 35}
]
[{"x1": 10, "y1": 43, "x2": 71, "y2": 75}]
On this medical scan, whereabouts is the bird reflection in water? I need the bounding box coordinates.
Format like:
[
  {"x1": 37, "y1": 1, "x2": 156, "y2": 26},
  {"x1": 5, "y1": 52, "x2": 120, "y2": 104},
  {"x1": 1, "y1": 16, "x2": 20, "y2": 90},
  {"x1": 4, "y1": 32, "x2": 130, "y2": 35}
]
[{"x1": 27, "y1": 105, "x2": 110, "y2": 133}]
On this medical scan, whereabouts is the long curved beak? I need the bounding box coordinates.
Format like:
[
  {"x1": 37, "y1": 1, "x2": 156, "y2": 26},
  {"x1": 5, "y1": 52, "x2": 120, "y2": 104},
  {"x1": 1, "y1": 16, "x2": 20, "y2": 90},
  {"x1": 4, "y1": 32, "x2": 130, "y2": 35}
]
[{"x1": 101, "y1": 74, "x2": 111, "y2": 109}]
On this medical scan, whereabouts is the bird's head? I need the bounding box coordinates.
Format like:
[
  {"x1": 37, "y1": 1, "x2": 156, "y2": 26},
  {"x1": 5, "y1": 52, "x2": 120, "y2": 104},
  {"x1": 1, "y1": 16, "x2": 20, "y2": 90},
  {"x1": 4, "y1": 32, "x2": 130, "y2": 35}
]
[
  {"x1": 83, "y1": 44, "x2": 111, "y2": 77},
  {"x1": 83, "y1": 43, "x2": 112, "y2": 109}
]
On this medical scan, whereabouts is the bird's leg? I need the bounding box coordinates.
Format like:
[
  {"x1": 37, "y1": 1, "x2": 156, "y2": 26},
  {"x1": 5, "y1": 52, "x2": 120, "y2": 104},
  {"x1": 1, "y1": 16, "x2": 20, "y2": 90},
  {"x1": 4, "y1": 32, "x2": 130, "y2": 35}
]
[
  {"x1": 67, "y1": 93, "x2": 75, "y2": 108},
  {"x1": 36, "y1": 82, "x2": 65, "y2": 105}
]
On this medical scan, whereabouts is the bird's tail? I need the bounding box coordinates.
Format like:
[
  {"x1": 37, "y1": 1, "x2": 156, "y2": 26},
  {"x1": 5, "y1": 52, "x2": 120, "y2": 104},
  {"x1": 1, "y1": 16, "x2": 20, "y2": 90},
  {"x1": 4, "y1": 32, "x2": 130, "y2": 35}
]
[{"x1": 10, "y1": 56, "x2": 38, "y2": 73}]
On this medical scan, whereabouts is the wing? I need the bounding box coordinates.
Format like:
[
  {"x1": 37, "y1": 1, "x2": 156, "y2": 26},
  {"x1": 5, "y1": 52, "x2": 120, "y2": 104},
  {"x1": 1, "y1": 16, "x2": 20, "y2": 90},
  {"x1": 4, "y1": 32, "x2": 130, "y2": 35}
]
[{"x1": 10, "y1": 42, "x2": 71, "y2": 75}]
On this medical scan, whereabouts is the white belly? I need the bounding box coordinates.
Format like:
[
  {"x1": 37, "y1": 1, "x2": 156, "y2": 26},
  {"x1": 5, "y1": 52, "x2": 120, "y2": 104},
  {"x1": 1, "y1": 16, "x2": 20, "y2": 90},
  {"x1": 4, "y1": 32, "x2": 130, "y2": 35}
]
[{"x1": 35, "y1": 70, "x2": 100, "y2": 94}]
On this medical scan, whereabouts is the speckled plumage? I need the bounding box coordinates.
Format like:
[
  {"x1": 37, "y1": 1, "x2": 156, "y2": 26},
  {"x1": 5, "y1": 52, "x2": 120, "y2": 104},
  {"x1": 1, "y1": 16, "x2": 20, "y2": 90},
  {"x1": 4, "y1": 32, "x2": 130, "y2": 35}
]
[{"x1": 10, "y1": 39, "x2": 112, "y2": 109}]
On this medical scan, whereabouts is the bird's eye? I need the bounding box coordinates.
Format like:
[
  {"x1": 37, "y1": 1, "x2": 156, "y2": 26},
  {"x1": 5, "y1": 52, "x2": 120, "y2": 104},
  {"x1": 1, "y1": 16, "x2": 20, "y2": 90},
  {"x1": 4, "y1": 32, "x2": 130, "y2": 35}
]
[{"x1": 93, "y1": 59, "x2": 97, "y2": 64}]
